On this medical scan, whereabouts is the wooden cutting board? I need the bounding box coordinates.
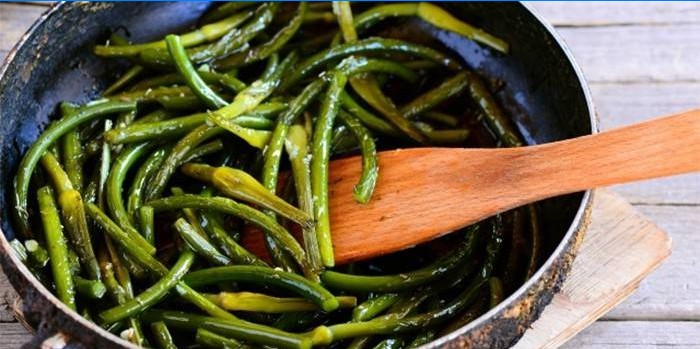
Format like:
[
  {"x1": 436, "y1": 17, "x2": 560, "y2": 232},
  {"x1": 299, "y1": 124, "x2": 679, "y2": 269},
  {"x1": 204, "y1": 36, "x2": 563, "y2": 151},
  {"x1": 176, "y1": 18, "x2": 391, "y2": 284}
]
[
  {"x1": 2, "y1": 188, "x2": 670, "y2": 348},
  {"x1": 514, "y1": 188, "x2": 671, "y2": 348}
]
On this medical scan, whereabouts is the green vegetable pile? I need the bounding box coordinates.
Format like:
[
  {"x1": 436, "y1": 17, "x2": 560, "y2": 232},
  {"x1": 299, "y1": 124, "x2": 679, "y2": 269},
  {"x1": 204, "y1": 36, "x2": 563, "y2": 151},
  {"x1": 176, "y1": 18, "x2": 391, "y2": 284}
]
[{"x1": 10, "y1": 2, "x2": 541, "y2": 348}]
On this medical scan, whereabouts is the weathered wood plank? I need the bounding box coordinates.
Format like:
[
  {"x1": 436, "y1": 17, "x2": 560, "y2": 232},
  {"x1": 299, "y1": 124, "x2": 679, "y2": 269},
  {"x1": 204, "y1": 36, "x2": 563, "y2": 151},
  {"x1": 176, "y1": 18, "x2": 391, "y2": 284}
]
[
  {"x1": 0, "y1": 323, "x2": 31, "y2": 347},
  {"x1": 0, "y1": 271, "x2": 19, "y2": 323},
  {"x1": 514, "y1": 189, "x2": 671, "y2": 349},
  {"x1": 589, "y1": 82, "x2": 700, "y2": 205},
  {"x1": 0, "y1": 3, "x2": 47, "y2": 62},
  {"x1": 590, "y1": 82, "x2": 700, "y2": 130},
  {"x1": 554, "y1": 24, "x2": 700, "y2": 83},
  {"x1": 603, "y1": 204, "x2": 700, "y2": 321},
  {"x1": 531, "y1": 2, "x2": 700, "y2": 26},
  {"x1": 561, "y1": 321, "x2": 700, "y2": 348}
]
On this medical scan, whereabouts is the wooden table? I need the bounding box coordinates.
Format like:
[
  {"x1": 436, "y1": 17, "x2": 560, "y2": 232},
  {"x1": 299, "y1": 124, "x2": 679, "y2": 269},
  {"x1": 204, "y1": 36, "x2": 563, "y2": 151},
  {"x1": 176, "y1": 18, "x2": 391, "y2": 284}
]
[{"x1": 1, "y1": 2, "x2": 699, "y2": 348}]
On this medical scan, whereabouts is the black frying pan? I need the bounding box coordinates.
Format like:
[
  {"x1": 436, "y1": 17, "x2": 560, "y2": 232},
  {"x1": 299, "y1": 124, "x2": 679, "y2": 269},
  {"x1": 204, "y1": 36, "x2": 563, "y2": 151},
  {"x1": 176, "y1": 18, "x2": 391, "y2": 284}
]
[{"x1": 0, "y1": 3, "x2": 596, "y2": 348}]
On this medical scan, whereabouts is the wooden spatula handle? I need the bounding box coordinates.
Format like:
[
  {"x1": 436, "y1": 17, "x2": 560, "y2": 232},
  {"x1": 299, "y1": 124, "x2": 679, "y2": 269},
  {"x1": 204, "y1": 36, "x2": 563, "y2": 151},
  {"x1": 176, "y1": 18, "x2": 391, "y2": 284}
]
[{"x1": 514, "y1": 109, "x2": 700, "y2": 202}]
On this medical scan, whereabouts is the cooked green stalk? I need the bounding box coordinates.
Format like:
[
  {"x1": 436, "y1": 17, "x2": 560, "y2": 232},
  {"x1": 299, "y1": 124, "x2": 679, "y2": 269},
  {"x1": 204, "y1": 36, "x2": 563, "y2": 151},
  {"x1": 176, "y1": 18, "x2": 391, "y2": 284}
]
[
  {"x1": 182, "y1": 139, "x2": 224, "y2": 163},
  {"x1": 109, "y1": 85, "x2": 201, "y2": 105},
  {"x1": 338, "y1": 111, "x2": 378, "y2": 203},
  {"x1": 281, "y1": 37, "x2": 460, "y2": 90},
  {"x1": 127, "y1": 147, "x2": 167, "y2": 221},
  {"x1": 146, "y1": 124, "x2": 226, "y2": 201},
  {"x1": 105, "y1": 112, "x2": 276, "y2": 145},
  {"x1": 24, "y1": 240, "x2": 49, "y2": 268},
  {"x1": 181, "y1": 164, "x2": 312, "y2": 227},
  {"x1": 140, "y1": 4, "x2": 274, "y2": 65},
  {"x1": 261, "y1": 78, "x2": 327, "y2": 215},
  {"x1": 352, "y1": 294, "x2": 400, "y2": 322},
  {"x1": 400, "y1": 71, "x2": 470, "y2": 119},
  {"x1": 284, "y1": 125, "x2": 323, "y2": 275},
  {"x1": 166, "y1": 34, "x2": 228, "y2": 109},
  {"x1": 209, "y1": 51, "x2": 297, "y2": 138},
  {"x1": 99, "y1": 250, "x2": 195, "y2": 324},
  {"x1": 103, "y1": 65, "x2": 145, "y2": 96},
  {"x1": 425, "y1": 129, "x2": 470, "y2": 144},
  {"x1": 198, "y1": 188, "x2": 268, "y2": 267},
  {"x1": 489, "y1": 277, "x2": 504, "y2": 309},
  {"x1": 318, "y1": 279, "x2": 486, "y2": 343},
  {"x1": 147, "y1": 195, "x2": 312, "y2": 276},
  {"x1": 105, "y1": 234, "x2": 149, "y2": 347},
  {"x1": 38, "y1": 186, "x2": 76, "y2": 310},
  {"x1": 356, "y1": 77, "x2": 429, "y2": 143},
  {"x1": 97, "y1": 241, "x2": 126, "y2": 305},
  {"x1": 174, "y1": 219, "x2": 231, "y2": 266},
  {"x1": 373, "y1": 338, "x2": 404, "y2": 349},
  {"x1": 273, "y1": 312, "x2": 328, "y2": 332},
  {"x1": 196, "y1": 328, "x2": 247, "y2": 349},
  {"x1": 74, "y1": 275, "x2": 107, "y2": 299},
  {"x1": 321, "y1": 226, "x2": 479, "y2": 292},
  {"x1": 303, "y1": 11, "x2": 335, "y2": 24},
  {"x1": 311, "y1": 71, "x2": 348, "y2": 268},
  {"x1": 482, "y1": 214, "x2": 504, "y2": 279},
  {"x1": 416, "y1": 2, "x2": 509, "y2": 53},
  {"x1": 216, "y1": 121, "x2": 272, "y2": 149},
  {"x1": 408, "y1": 331, "x2": 436, "y2": 348},
  {"x1": 351, "y1": 3, "x2": 508, "y2": 53},
  {"x1": 423, "y1": 111, "x2": 460, "y2": 127},
  {"x1": 206, "y1": 292, "x2": 356, "y2": 313},
  {"x1": 466, "y1": 71, "x2": 520, "y2": 147},
  {"x1": 184, "y1": 265, "x2": 339, "y2": 312},
  {"x1": 94, "y1": 11, "x2": 253, "y2": 57},
  {"x1": 14, "y1": 100, "x2": 135, "y2": 237},
  {"x1": 526, "y1": 204, "x2": 542, "y2": 280},
  {"x1": 62, "y1": 129, "x2": 83, "y2": 191},
  {"x1": 340, "y1": 91, "x2": 401, "y2": 137},
  {"x1": 334, "y1": 2, "x2": 357, "y2": 42},
  {"x1": 259, "y1": 81, "x2": 322, "y2": 271},
  {"x1": 129, "y1": 70, "x2": 246, "y2": 93},
  {"x1": 106, "y1": 143, "x2": 153, "y2": 236},
  {"x1": 40, "y1": 152, "x2": 102, "y2": 280},
  {"x1": 85, "y1": 203, "x2": 236, "y2": 321},
  {"x1": 138, "y1": 206, "x2": 155, "y2": 247},
  {"x1": 151, "y1": 322, "x2": 178, "y2": 349},
  {"x1": 142, "y1": 310, "x2": 312, "y2": 349},
  {"x1": 215, "y1": 3, "x2": 307, "y2": 68},
  {"x1": 201, "y1": 2, "x2": 256, "y2": 23}
]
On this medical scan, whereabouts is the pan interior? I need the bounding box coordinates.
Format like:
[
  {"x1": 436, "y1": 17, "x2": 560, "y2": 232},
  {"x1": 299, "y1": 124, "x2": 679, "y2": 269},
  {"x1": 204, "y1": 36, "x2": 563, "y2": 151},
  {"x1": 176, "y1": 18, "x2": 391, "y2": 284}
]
[{"x1": 0, "y1": 1, "x2": 592, "y2": 343}]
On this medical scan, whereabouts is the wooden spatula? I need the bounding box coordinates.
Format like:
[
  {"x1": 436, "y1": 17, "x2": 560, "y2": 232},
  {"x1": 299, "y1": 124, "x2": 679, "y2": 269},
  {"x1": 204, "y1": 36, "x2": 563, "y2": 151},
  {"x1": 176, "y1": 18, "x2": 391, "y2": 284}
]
[{"x1": 244, "y1": 109, "x2": 700, "y2": 264}]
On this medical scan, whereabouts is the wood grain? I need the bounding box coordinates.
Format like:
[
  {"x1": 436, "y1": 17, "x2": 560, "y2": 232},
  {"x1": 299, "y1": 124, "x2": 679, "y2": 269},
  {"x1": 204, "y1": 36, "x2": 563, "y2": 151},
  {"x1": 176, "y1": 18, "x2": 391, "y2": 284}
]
[
  {"x1": 561, "y1": 321, "x2": 700, "y2": 348},
  {"x1": 554, "y1": 24, "x2": 700, "y2": 83},
  {"x1": 0, "y1": 3, "x2": 47, "y2": 61},
  {"x1": 514, "y1": 189, "x2": 671, "y2": 348},
  {"x1": 0, "y1": 271, "x2": 19, "y2": 323},
  {"x1": 0, "y1": 323, "x2": 31, "y2": 348},
  {"x1": 589, "y1": 82, "x2": 700, "y2": 205},
  {"x1": 530, "y1": 1, "x2": 700, "y2": 26},
  {"x1": 604, "y1": 205, "x2": 700, "y2": 321}
]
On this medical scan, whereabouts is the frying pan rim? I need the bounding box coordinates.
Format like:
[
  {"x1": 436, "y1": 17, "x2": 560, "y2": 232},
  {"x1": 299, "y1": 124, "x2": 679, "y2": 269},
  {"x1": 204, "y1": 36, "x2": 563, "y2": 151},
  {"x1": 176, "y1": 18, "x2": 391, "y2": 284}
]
[{"x1": 0, "y1": 2, "x2": 597, "y2": 348}]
